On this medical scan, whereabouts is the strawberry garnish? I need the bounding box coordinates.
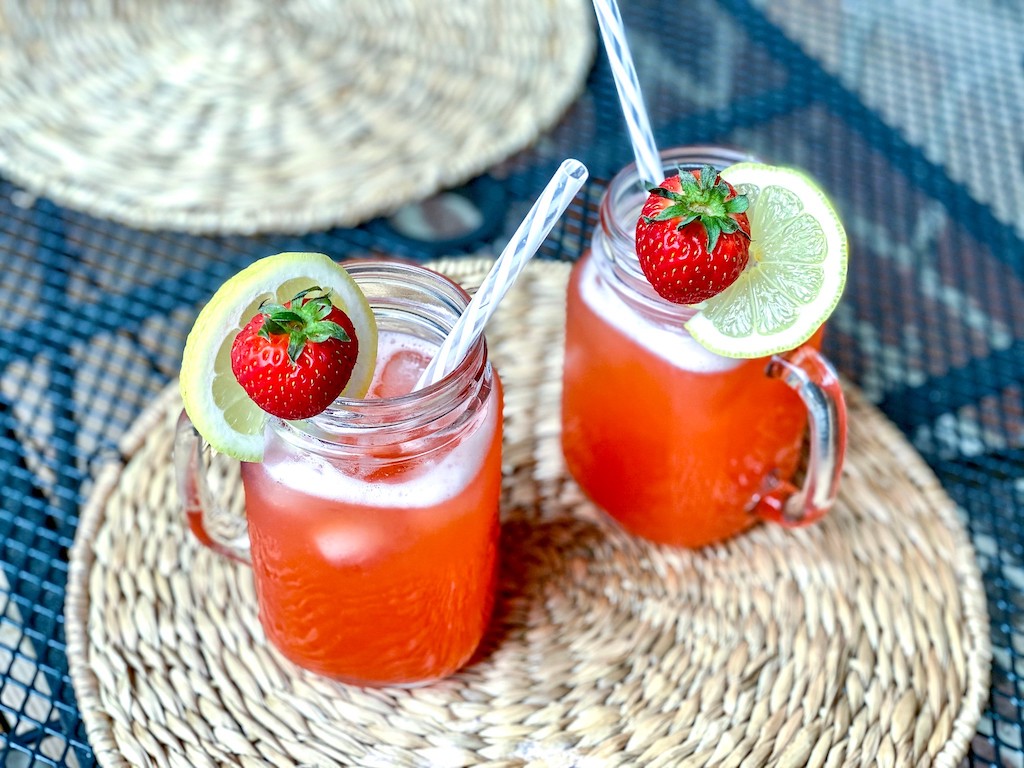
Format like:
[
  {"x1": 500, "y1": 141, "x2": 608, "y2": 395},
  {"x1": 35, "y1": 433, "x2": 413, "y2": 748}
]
[
  {"x1": 230, "y1": 287, "x2": 359, "y2": 420},
  {"x1": 635, "y1": 164, "x2": 751, "y2": 305}
]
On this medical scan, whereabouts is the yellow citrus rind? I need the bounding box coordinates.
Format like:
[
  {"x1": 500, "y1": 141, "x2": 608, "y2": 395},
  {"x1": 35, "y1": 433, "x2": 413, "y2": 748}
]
[{"x1": 179, "y1": 252, "x2": 378, "y2": 461}]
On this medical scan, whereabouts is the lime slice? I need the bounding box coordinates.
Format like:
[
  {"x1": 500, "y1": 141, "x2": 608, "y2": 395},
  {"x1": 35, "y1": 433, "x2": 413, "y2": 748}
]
[
  {"x1": 180, "y1": 252, "x2": 378, "y2": 462},
  {"x1": 684, "y1": 162, "x2": 848, "y2": 358}
]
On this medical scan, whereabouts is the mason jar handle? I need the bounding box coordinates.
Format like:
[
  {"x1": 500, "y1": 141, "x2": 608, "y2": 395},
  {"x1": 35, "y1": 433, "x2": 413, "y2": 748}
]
[
  {"x1": 756, "y1": 346, "x2": 848, "y2": 527},
  {"x1": 174, "y1": 409, "x2": 251, "y2": 563}
]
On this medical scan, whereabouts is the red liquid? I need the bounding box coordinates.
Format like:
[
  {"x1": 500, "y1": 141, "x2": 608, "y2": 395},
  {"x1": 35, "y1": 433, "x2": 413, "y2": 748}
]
[
  {"x1": 241, "y1": 333, "x2": 502, "y2": 685},
  {"x1": 561, "y1": 251, "x2": 814, "y2": 548}
]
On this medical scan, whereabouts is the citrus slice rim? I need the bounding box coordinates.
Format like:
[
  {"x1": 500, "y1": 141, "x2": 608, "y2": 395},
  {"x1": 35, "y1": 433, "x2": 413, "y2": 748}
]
[
  {"x1": 684, "y1": 162, "x2": 848, "y2": 359},
  {"x1": 179, "y1": 252, "x2": 378, "y2": 462}
]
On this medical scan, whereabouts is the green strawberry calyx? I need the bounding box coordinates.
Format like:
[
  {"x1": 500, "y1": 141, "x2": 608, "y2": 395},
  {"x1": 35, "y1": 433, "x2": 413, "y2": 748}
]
[
  {"x1": 256, "y1": 287, "x2": 351, "y2": 364},
  {"x1": 642, "y1": 164, "x2": 750, "y2": 254}
]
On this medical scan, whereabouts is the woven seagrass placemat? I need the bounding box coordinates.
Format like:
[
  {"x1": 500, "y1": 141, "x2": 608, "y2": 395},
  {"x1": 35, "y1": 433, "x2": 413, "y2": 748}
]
[
  {"x1": 0, "y1": 2, "x2": 593, "y2": 234},
  {"x1": 67, "y1": 259, "x2": 990, "y2": 767}
]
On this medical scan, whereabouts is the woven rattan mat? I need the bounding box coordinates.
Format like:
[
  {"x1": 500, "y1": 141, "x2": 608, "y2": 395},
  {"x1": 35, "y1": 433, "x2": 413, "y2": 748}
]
[
  {"x1": 0, "y1": 2, "x2": 593, "y2": 234},
  {"x1": 67, "y1": 259, "x2": 990, "y2": 767}
]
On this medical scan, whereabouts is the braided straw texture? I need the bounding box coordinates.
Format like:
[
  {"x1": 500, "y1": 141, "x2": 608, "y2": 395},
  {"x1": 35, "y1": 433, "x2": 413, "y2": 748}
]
[
  {"x1": 0, "y1": 2, "x2": 593, "y2": 234},
  {"x1": 67, "y1": 259, "x2": 990, "y2": 767}
]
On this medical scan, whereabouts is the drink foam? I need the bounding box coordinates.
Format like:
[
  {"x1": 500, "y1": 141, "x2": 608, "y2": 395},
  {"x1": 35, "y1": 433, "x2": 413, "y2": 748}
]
[
  {"x1": 261, "y1": 332, "x2": 497, "y2": 508},
  {"x1": 579, "y1": 252, "x2": 740, "y2": 373}
]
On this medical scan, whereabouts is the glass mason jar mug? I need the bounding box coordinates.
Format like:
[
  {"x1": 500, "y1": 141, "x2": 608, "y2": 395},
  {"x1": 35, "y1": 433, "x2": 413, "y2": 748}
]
[
  {"x1": 175, "y1": 261, "x2": 502, "y2": 686},
  {"x1": 561, "y1": 146, "x2": 847, "y2": 548}
]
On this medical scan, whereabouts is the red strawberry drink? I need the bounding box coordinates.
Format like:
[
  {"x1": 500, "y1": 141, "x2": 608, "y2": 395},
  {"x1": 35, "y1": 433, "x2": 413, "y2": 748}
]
[
  {"x1": 179, "y1": 260, "x2": 502, "y2": 686},
  {"x1": 248, "y1": 263, "x2": 501, "y2": 685},
  {"x1": 561, "y1": 146, "x2": 846, "y2": 548}
]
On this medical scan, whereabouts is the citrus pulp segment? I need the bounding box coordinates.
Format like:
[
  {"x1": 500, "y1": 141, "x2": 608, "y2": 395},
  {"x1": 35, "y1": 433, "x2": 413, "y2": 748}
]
[
  {"x1": 180, "y1": 252, "x2": 378, "y2": 462},
  {"x1": 684, "y1": 162, "x2": 848, "y2": 359}
]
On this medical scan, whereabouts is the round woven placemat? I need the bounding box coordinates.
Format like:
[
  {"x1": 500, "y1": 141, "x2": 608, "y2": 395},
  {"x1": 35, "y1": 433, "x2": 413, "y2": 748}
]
[
  {"x1": 0, "y1": 2, "x2": 593, "y2": 234},
  {"x1": 67, "y1": 259, "x2": 990, "y2": 767}
]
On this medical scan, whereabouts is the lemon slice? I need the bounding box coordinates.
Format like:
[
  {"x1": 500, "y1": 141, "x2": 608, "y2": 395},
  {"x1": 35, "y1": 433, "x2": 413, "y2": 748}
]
[
  {"x1": 684, "y1": 162, "x2": 848, "y2": 358},
  {"x1": 180, "y1": 252, "x2": 378, "y2": 462}
]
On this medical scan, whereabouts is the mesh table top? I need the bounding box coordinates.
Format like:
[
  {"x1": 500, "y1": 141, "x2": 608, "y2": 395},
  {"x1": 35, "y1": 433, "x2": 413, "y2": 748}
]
[{"x1": 1, "y1": 0, "x2": 1021, "y2": 765}]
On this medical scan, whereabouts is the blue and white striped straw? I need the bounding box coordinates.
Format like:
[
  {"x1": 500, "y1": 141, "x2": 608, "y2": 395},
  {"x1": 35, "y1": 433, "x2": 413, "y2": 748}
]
[
  {"x1": 416, "y1": 159, "x2": 589, "y2": 389},
  {"x1": 592, "y1": 0, "x2": 662, "y2": 187}
]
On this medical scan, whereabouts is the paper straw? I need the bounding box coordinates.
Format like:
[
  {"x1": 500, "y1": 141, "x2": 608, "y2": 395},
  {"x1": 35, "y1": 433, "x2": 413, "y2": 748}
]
[
  {"x1": 416, "y1": 158, "x2": 589, "y2": 389},
  {"x1": 592, "y1": 0, "x2": 662, "y2": 187}
]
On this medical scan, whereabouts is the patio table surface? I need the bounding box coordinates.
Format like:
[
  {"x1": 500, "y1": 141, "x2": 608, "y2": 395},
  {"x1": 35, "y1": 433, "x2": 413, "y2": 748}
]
[{"x1": 1, "y1": 1, "x2": 1022, "y2": 765}]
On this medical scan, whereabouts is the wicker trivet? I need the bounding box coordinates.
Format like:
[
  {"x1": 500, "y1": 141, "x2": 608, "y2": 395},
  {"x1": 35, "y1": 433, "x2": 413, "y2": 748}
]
[
  {"x1": 67, "y1": 259, "x2": 990, "y2": 767},
  {"x1": 0, "y1": 2, "x2": 593, "y2": 234}
]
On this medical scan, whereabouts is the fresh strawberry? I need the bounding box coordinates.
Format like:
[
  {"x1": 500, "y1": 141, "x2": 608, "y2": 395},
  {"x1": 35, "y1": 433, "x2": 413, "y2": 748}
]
[
  {"x1": 635, "y1": 164, "x2": 751, "y2": 304},
  {"x1": 230, "y1": 287, "x2": 358, "y2": 420}
]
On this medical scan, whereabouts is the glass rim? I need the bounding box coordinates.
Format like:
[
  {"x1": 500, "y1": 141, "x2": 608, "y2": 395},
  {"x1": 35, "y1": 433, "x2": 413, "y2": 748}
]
[{"x1": 270, "y1": 258, "x2": 491, "y2": 449}]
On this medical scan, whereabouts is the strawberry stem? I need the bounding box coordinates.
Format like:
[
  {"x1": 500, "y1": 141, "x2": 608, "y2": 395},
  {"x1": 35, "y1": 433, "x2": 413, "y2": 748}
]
[
  {"x1": 257, "y1": 287, "x2": 350, "y2": 364},
  {"x1": 643, "y1": 165, "x2": 750, "y2": 254}
]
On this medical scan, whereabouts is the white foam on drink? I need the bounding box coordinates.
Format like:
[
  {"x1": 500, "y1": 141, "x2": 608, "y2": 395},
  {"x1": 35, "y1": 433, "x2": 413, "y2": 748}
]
[
  {"x1": 578, "y1": 253, "x2": 739, "y2": 373},
  {"x1": 262, "y1": 333, "x2": 498, "y2": 509}
]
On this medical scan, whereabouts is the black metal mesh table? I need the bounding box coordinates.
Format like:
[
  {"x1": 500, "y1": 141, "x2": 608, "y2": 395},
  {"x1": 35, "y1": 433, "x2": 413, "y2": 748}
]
[{"x1": 1, "y1": 1, "x2": 1021, "y2": 765}]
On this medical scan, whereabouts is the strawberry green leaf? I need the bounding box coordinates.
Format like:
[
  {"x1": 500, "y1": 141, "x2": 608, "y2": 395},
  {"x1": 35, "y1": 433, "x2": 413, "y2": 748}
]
[
  {"x1": 647, "y1": 164, "x2": 750, "y2": 254},
  {"x1": 704, "y1": 219, "x2": 722, "y2": 254},
  {"x1": 306, "y1": 320, "x2": 351, "y2": 343},
  {"x1": 253, "y1": 286, "x2": 354, "y2": 364},
  {"x1": 725, "y1": 196, "x2": 749, "y2": 214},
  {"x1": 286, "y1": 335, "x2": 305, "y2": 363},
  {"x1": 719, "y1": 217, "x2": 741, "y2": 234},
  {"x1": 700, "y1": 164, "x2": 718, "y2": 190},
  {"x1": 648, "y1": 186, "x2": 678, "y2": 201}
]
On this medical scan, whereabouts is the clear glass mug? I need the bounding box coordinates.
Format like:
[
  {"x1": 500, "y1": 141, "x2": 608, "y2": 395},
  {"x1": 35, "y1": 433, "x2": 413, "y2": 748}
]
[
  {"x1": 175, "y1": 261, "x2": 502, "y2": 686},
  {"x1": 561, "y1": 146, "x2": 847, "y2": 548}
]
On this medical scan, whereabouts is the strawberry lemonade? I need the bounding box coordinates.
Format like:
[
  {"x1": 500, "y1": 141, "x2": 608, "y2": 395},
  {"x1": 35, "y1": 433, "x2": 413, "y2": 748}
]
[
  {"x1": 561, "y1": 147, "x2": 847, "y2": 548},
  {"x1": 240, "y1": 328, "x2": 501, "y2": 685},
  {"x1": 177, "y1": 256, "x2": 501, "y2": 686},
  {"x1": 563, "y1": 255, "x2": 823, "y2": 547}
]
